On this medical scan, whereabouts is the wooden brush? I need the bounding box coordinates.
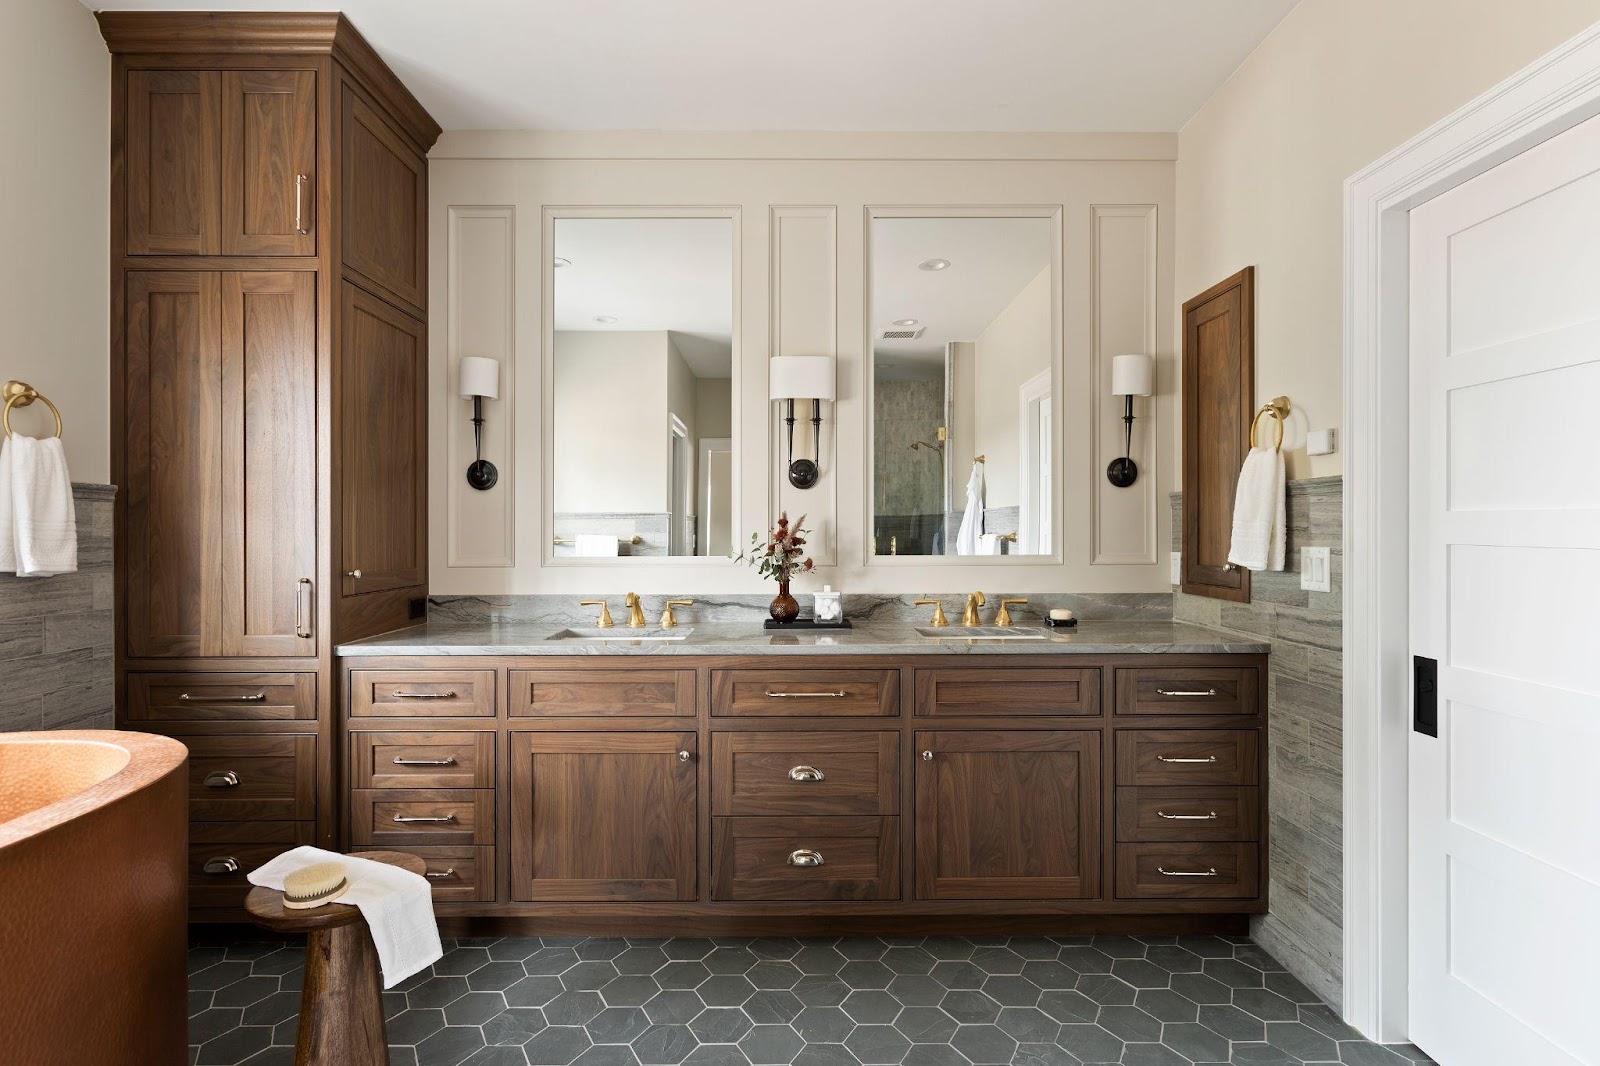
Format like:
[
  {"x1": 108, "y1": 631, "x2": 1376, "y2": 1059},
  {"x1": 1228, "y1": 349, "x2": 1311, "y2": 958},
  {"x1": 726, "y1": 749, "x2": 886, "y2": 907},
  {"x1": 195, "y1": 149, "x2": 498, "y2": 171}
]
[{"x1": 282, "y1": 862, "x2": 349, "y2": 910}]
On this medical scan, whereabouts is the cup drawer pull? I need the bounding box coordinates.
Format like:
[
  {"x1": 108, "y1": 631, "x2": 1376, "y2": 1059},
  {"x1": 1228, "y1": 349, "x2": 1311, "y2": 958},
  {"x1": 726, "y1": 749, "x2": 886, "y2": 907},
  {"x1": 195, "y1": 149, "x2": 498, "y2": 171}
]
[
  {"x1": 764, "y1": 690, "x2": 847, "y2": 699},
  {"x1": 1155, "y1": 688, "x2": 1219, "y2": 697},
  {"x1": 392, "y1": 756, "x2": 458, "y2": 767},
  {"x1": 202, "y1": 856, "x2": 240, "y2": 875},
  {"x1": 203, "y1": 770, "x2": 241, "y2": 789},
  {"x1": 788, "y1": 765, "x2": 826, "y2": 782},
  {"x1": 1156, "y1": 755, "x2": 1219, "y2": 764},
  {"x1": 391, "y1": 690, "x2": 458, "y2": 699},
  {"x1": 787, "y1": 849, "x2": 825, "y2": 867},
  {"x1": 1157, "y1": 810, "x2": 1219, "y2": 821},
  {"x1": 424, "y1": 867, "x2": 458, "y2": 880},
  {"x1": 180, "y1": 692, "x2": 266, "y2": 703},
  {"x1": 393, "y1": 813, "x2": 456, "y2": 824},
  {"x1": 1157, "y1": 866, "x2": 1220, "y2": 878}
]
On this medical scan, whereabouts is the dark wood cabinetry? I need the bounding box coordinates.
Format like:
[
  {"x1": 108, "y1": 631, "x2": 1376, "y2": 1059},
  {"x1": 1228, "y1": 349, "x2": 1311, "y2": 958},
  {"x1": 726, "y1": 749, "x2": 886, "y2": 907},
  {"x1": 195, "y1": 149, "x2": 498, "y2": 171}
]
[{"x1": 104, "y1": 12, "x2": 440, "y2": 919}]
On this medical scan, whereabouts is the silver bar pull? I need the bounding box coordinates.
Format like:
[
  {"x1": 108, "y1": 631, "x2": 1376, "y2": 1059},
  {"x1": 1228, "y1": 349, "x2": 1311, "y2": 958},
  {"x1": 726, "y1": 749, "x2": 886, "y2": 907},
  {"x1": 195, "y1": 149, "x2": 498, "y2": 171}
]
[
  {"x1": 1157, "y1": 810, "x2": 1219, "y2": 821},
  {"x1": 1156, "y1": 688, "x2": 1219, "y2": 697},
  {"x1": 764, "y1": 690, "x2": 848, "y2": 699},
  {"x1": 1157, "y1": 867, "x2": 1220, "y2": 878},
  {"x1": 788, "y1": 765, "x2": 826, "y2": 782},
  {"x1": 787, "y1": 849, "x2": 825, "y2": 868},
  {"x1": 295, "y1": 577, "x2": 313, "y2": 639},
  {"x1": 424, "y1": 868, "x2": 458, "y2": 880},
  {"x1": 203, "y1": 856, "x2": 240, "y2": 875},
  {"x1": 203, "y1": 770, "x2": 241, "y2": 789},
  {"x1": 391, "y1": 691, "x2": 458, "y2": 699},
  {"x1": 294, "y1": 173, "x2": 310, "y2": 235},
  {"x1": 393, "y1": 813, "x2": 456, "y2": 824},
  {"x1": 1156, "y1": 755, "x2": 1219, "y2": 764},
  {"x1": 179, "y1": 693, "x2": 266, "y2": 703},
  {"x1": 393, "y1": 756, "x2": 458, "y2": 767}
]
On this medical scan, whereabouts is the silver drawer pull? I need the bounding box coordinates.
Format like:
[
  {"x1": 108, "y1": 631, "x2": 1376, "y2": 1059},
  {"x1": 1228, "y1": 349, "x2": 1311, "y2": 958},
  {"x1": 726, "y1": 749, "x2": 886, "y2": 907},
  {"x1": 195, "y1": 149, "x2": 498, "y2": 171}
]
[
  {"x1": 393, "y1": 813, "x2": 456, "y2": 824},
  {"x1": 424, "y1": 868, "x2": 458, "y2": 880},
  {"x1": 391, "y1": 690, "x2": 458, "y2": 699},
  {"x1": 179, "y1": 692, "x2": 266, "y2": 703},
  {"x1": 1157, "y1": 867, "x2": 1220, "y2": 878},
  {"x1": 393, "y1": 757, "x2": 458, "y2": 767},
  {"x1": 787, "y1": 849, "x2": 825, "y2": 867},
  {"x1": 1157, "y1": 810, "x2": 1219, "y2": 821},
  {"x1": 202, "y1": 856, "x2": 240, "y2": 875},
  {"x1": 1156, "y1": 755, "x2": 1219, "y2": 764},
  {"x1": 788, "y1": 765, "x2": 826, "y2": 782},
  {"x1": 203, "y1": 770, "x2": 241, "y2": 789},
  {"x1": 1156, "y1": 688, "x2": 1219, "y2": 697},
  {"x1": 764, "y1": 690, "x2": 848, "y2": 699}
]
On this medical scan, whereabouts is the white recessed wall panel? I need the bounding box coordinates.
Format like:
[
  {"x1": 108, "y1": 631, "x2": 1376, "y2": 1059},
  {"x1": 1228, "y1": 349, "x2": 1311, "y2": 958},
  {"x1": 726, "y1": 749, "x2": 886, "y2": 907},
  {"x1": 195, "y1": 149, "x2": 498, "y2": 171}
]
[
  {"x1": 1448, "y1": 544, "x2": 1600, "y2": 695},
  {"x1": 1449, "y1": 360, "x2": 1600, "y2": 511}
]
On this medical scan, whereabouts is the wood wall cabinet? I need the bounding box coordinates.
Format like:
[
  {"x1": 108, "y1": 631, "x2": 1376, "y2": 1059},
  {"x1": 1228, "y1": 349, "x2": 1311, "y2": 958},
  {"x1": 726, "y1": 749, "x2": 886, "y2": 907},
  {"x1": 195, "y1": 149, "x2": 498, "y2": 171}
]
[{"x1": 105, "y1": 12, "x2": 440, "y2": 919}]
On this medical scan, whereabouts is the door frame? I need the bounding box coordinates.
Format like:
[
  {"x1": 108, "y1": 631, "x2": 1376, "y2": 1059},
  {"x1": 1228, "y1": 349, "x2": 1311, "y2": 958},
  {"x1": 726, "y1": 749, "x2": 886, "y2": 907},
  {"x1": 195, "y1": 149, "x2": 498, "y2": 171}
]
[
  {"x1": 1343, "y1": 19, "x2": 1600, "y2": 1042},
  {"x1": 1017, "y1": 368, "x2": 1052, "y2": 554}
]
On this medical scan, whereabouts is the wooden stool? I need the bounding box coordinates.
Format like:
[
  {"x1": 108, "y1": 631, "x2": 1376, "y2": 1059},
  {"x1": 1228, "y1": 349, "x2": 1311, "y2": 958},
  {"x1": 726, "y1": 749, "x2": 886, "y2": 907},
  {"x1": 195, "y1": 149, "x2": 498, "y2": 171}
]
[{"x1": 246, "y1": 850, "x2": 428, "y2": 1066}]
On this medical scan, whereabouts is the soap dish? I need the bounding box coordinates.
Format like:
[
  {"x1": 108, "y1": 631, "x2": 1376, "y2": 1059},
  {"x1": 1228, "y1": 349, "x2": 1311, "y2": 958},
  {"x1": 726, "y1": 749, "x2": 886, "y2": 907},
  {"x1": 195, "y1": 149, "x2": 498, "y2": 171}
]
[{"x1": 1045, "y1": 617, "x2": 1078, "y2": 628}]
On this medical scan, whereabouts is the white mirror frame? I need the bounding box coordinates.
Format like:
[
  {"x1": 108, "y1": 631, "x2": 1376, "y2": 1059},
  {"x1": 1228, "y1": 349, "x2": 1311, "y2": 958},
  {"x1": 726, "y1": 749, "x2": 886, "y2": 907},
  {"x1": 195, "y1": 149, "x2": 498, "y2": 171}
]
[
  {"x1": 862, "y1": 204, "x2": 1065, "y2": 567},
  {"x1": 541, "y1": 205, "x2": 743, "y2": 566}
]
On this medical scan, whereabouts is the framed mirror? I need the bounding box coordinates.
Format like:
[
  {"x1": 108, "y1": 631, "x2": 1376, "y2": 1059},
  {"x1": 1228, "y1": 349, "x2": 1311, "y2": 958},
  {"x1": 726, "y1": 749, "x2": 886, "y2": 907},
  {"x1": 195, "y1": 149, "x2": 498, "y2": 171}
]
[
  {"x1": 867, "y1": 209, "x2": 1061, "y2": 560},
  {"x1": 545, "y1": 210, "x2": 739, "y2": 561}
]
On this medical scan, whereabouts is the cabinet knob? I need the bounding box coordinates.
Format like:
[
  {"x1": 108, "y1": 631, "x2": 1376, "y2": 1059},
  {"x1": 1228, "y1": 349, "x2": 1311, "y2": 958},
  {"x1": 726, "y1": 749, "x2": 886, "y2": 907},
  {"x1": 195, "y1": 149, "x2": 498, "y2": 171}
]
[
  {"x1": 921, "y1": 751, "x2": 934, "y2": 761},
  {"x1": 346, "y1": 568, "x2": 362, "y2": 579},
  {"x1": 677, "y1": 750, "x2": 692, "y2": 763}
]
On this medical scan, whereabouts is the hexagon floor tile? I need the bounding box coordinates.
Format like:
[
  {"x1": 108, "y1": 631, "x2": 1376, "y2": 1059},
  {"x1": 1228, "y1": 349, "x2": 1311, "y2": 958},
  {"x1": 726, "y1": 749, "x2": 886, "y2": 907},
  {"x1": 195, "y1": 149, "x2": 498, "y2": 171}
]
[{"x1": 185, "y1": 934, "x2": 1435, "y2": 1065}]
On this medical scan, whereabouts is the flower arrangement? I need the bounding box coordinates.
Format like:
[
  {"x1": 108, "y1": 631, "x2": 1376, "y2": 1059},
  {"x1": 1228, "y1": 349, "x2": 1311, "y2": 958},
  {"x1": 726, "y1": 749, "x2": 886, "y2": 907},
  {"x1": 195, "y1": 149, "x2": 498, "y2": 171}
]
[{"x1": 736, "y1": 512, "x2": 815, "y2": 584}]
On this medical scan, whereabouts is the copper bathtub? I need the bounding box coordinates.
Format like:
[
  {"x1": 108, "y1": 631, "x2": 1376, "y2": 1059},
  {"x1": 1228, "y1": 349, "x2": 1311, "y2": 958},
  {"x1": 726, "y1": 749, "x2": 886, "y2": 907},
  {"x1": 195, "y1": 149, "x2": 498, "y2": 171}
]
[{"x1": 0, "y1": 730, "x2": 189, "y2": 1065}]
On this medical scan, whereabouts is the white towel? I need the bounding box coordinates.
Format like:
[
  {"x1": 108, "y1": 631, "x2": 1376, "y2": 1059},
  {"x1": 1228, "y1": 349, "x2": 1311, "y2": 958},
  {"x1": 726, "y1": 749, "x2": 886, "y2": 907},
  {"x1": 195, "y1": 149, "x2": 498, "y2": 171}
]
[
  {"x1": 977, "y1": 532, "x2": 1003, "y2": 556},
  {"x1": 1227, "y1": 444, "x2": 1286, "y2": 572},
  {"x1": 955, "y1": 461, "x2": 984, "y2": 556},
  {"x1": 574, "y1": 533, "x2": 619, "y2": 557},
  {"x1": 248, "y1": 847, "x2": 443, "y2": 989},
  {"x1": 0, "y1": 435, "x2": 77, "y2": 577}
]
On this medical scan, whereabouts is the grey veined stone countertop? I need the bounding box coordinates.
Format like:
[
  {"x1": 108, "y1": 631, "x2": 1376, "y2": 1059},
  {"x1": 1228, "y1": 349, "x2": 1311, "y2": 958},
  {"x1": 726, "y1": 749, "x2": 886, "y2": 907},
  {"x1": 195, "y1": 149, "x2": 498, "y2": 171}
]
[{"x1": 336, "y1": 620, "x2": 1268, "y2": 657}]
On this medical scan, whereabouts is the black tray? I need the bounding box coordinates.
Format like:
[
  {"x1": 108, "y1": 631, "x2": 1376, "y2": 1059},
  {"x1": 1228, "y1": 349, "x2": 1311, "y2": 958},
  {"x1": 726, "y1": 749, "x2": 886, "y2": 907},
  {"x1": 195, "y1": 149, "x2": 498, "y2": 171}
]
[
  {"x1": 763, "y1": 618, "x2": 854, "y2": 631},
  {"x1": 1045, "y1": 617, "x2": 1079, "y2": 628}
]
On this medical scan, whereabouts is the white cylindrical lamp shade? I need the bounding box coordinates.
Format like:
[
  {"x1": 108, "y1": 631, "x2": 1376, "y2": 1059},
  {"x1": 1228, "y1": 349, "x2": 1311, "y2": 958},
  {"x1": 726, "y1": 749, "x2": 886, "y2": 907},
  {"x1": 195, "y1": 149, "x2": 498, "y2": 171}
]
[
  {"x1": 1111, "y1": 353, "x2": 1154, "y2": 397},
  {"x1": 768, "y1": 355, "x2": 835, "y2": 401},
  {"x1": 458, "y1": 356, "x2": 500, "y2": 399}
]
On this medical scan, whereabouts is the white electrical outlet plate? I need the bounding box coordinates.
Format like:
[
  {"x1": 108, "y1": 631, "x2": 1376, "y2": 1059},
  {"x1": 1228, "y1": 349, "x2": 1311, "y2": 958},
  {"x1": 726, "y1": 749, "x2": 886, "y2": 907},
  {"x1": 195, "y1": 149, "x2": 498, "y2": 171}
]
[
  {"x1": 1307, "y1": 428, "x2": 1337, "y2": 455},
  {"x1": 1300, "y1": 546, "x2": 1332, "y2": 592},
  {"x1": 1170, "y1": 551, "x2": 1182, "y2": 585}
]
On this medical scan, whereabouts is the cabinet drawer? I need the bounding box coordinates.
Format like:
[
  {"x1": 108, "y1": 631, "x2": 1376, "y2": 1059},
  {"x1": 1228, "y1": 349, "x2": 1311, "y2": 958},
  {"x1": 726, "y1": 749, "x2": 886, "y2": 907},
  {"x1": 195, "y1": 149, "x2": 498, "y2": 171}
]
[
  {"x1": 350, "y1": 789, "x2": 495, "y2": 846},
  {"x1": 509, "y1": 668, "x2": 695, "y2": 717},
  {"x1": 712, "y1": 817, "x2": 899, "y2": 901},
  {"x1": 360, "y1": 846, "x2": 494, "y2": 903},
  {"x1": 1115, "y1": 730, "x2": 1259, "y2": 786},
  {"x1": 127, "y1": 672, "x2": 315, "y2": 723},
  {"x1": 712, "y1": 669, "x2": 898, "y2": 717},
  {"x1": 915, "y1": 667, "x2": 1100, "y2": 717},
  {"x1": 713, "y1": 732, "x2": 898, "y2": 816},
  {"x1": 1114, "y1": 668, "x2": 1259, "y2": 717},
  {"x1": 1115, "y1": 787, "x2": 1260, "y2": 841},
  {"x1": 188, "y1": 823, "x2": 317, "y2": 910},
  {"x1": 1115, "y1": 843, "x2": 1260, "y2": 899},
  {"x1": 186, "y1": 734, "x2": 316, "y2": 821},
  {"x1": 349, "y1": 732, "x2": 496, "y2": 789},
  {"x1": 350, "y1": 670, "x2": 496, "y2": 718}
]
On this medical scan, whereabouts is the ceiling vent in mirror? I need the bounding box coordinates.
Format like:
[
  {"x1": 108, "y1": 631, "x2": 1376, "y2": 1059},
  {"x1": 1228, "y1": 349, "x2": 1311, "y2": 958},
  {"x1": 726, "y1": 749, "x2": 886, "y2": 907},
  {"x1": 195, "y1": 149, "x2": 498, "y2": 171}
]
[{"x1": 878, "y1": 326, "x2": 925, "y2": 340}]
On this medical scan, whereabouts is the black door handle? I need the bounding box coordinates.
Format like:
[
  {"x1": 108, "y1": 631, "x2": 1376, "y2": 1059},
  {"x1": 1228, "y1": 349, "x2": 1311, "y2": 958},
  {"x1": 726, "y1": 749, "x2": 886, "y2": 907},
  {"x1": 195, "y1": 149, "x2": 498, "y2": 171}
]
[{"x1": 1414, "y1": 655, "x2": 1438, "y2": 737}]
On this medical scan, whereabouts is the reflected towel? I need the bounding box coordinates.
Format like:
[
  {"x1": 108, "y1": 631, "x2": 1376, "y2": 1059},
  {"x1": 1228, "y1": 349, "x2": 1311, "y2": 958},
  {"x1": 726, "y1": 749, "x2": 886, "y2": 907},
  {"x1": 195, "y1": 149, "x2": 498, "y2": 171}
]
[
  {"x1": 955, "y1": 461, "x2": 984, "y2": 556},
  {"x1": 1227, "y1": 444, "x2": 1286, "y2": 572},
  {"x1": 574, "y1": 534, "x2": 619, "y2": 557},
  {"x1": 249, "y1": 846, "x2": 442, "y2": 989},
  {"x1": 0, "y1": 435, "x2": 77, "y2": 577},
  {"x1": 978, "y1": 532, "x2": 1003, "y2": 556}
]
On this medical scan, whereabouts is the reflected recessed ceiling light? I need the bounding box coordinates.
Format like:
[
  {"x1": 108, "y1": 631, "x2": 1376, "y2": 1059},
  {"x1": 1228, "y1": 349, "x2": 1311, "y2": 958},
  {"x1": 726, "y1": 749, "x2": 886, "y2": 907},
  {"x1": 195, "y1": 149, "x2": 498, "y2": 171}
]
[
  {"x1": 892, "y1": 318, "x2": 920, "y2": 328},
  {"x1": 553, "y1": 257, "x2": 572, "y2": 268},
  {"x1": 594, "y1": 315, "x2": 619, "y2": 324},
  {"x1": 918, "y1": 258, "x2": 951, "y2": 271}
]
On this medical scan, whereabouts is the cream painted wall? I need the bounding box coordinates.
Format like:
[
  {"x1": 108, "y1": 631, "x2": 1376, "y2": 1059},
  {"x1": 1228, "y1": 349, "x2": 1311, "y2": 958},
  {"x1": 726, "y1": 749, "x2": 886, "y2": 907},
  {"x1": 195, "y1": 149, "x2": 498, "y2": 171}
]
[
  {"x1": 1, "y1": 0, "x2": 108, "y2": 481},
  {"x1": 1177, "y1": 0, "x2": 1600, "y2": 479},
  {"x1": 973, "y1": 267, "x2": 1052, "y2": 509},
  {"x1": 552, "y1": 330, "x2": 669, "y2": 513}
]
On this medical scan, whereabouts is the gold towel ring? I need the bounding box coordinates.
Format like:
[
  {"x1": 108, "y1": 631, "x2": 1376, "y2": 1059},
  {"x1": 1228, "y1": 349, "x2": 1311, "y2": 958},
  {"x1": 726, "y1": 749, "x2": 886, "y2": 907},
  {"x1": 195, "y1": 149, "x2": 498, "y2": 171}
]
[
  {"x1": 2, "y1": 381, "x2": 63, "y2": 440},
  {"x1": 1248, "y1": 396, "x2": 1292, "y2": 452}
]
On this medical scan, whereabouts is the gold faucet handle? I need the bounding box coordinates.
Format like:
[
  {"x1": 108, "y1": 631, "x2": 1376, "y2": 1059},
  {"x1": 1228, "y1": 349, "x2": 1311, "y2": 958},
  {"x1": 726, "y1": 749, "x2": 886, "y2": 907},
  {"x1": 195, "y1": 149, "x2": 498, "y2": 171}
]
[
  {"x1": 580, "y1": 600, "x2": 614, "y2": 628},
  {"x1": 996, "y1": 597, "x2": 1028, "y2": 626},
  {"x1": 660, "y1": 600, "x2": 694, "y2": 628},
  {"x1": 914, "y1": 598, "x2": 948, "y2": 627}
]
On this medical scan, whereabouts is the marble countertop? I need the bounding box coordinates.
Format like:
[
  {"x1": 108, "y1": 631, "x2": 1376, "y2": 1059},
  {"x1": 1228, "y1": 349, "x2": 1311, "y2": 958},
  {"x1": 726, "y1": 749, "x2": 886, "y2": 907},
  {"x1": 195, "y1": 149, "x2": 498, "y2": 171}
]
[{"x1": 336, "y1": 620, "x2": 1267, "y2": 657}]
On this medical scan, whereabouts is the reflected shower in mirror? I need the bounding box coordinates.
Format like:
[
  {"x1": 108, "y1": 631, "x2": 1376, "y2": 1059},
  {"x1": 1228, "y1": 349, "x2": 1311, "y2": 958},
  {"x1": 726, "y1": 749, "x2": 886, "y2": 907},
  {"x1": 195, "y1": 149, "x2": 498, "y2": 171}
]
[
  {"x1": 551, "y1": 216, "x2": 735, "y2": 558},
  {"x1": 870, "y1": 214, "x2": 1056, "y2": 557}
]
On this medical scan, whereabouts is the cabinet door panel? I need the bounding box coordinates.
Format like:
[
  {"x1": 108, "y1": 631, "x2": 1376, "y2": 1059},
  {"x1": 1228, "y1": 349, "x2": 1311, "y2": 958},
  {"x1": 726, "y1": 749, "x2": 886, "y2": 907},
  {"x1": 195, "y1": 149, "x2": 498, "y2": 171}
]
[
  {"x1": 222, "y1": 70, "x2": 316, "y2": 256},
  {"x1": 915, "y1": 730, "x2": 1100, "y2": 900},
  {"x1": 340, "y1": 283, "x2": 426, "y2": 596},
  {"x1": 223, "y1": 271, "x2": 316, "y2": 655},
  {"x1": 510, "y1": 732, "x2": 697, "y2": 902},
  {"x1": 341, "y1": 87, "x2": 426, "y2": 311},
  {"x1": 125, "y1": 271, "x2": 224, "y2": 656},
  {"x1": 127, "y1": 70, "x2": 220, "y2": 255}
]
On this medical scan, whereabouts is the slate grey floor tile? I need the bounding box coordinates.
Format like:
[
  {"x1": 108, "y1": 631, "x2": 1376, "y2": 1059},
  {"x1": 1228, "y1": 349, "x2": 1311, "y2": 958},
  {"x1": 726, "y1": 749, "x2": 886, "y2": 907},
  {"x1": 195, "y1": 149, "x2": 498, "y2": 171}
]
[
  {"x1": 464, "y1": 1048, "x2": 533, "y2": 1066},
  {"x1": 689, "y1": 1008, "x2": 754, "y2": 1044},
  {"x1": 744, "y1": 990, "x2": 805, "y2": 1025},
  {"x1": 950, "y1": 1023, "x2": 1019, "y2": 1065},
  {"x1": 682, "y1": 1045, "x2": 750, "y2": 1066},
  {"x1": 791, "y1": 1044, "x2": 859, "y2": 1066},
  {"x1": 739, "y1": 1024, "x2": 805, "y2": 1064},
  {"x1": 842, "y1": 1024, "x2": 910, "y2": 1064},
  {"x1": 900, "y1": 1044, "x2": 968, "y2": 1066},
  {"x1": 792, "y1": 1005, "x2": 856, "y2": 1043},
  {"x1": 840, "y1": 990, "x2": 900, "y2": 1024},
  {"x1": 416, "y1": 1025, "x2": 488, "y2": 1066},
  {"x1": 1094, "y1": 1005, "x2": 1160, "y2": 1043}
]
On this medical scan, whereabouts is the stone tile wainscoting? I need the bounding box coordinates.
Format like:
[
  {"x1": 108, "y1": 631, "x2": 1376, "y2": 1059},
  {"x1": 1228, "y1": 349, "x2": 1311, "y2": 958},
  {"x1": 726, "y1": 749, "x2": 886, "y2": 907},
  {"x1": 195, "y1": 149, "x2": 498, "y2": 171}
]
[
  {"x1": 0, "y1": 483, "x2": 115, "y2": 731},
  {"x1": 1171, "y1": 477, "x2": 1343, "y2": 1010}
]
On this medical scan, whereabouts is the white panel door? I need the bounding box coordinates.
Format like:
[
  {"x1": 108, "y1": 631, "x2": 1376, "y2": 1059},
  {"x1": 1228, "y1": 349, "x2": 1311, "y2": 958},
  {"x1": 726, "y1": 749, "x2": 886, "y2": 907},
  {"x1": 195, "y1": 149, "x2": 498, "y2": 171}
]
[{"x1": 1409, "y1": 111, "x2": 1600, "y2": 1066}]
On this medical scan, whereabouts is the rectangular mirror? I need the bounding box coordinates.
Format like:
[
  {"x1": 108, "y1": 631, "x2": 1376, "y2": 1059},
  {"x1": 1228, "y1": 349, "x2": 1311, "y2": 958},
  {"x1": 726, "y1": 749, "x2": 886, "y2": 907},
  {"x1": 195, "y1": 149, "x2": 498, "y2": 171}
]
[
  {"x1": 548, "y1": 214, "x2": 736, "y2": 559},
  {"x1": 868, "y1": 212, "x2": 1059, "y2": 558}
]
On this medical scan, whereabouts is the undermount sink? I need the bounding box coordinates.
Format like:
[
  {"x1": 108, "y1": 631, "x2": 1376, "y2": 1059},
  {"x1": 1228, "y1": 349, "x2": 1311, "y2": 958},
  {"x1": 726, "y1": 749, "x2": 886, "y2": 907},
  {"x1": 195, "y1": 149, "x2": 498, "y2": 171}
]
[
  {"x1": 916, "y1": 626, "x2": 1048, "y2": 640},
  {"x1": 547, "y1": 627, "x2": 692, "y2": 642}
]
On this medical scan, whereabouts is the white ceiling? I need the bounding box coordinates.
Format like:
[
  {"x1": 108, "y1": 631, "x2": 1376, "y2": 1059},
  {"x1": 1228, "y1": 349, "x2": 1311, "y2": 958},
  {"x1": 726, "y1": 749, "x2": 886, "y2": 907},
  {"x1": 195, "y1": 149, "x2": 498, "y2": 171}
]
[
  {"x1": 84, "y1": 0, "x2": 1300, "y2": 131},
  {"x1": 553, "y1": 217, "x2": 734, "y2": 378}
]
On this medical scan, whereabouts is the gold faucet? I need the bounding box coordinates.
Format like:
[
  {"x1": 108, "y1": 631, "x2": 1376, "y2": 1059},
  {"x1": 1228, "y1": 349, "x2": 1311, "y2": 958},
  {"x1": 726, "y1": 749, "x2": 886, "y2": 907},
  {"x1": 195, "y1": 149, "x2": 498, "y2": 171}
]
[
  {"x1": 624, "y1": 592, "x2": 646, "y2": 628},
  {"x1": 961, "y1": 591, "x2": 986, "y2": 627},
  {"x1": 581, "y1": 599, "x2": 614, "y2": 628},
  {"x1": 660, "y1": 599, "x2": 694, "y2": 628},
  {"x1": 915, "y1": 598, "x2": 948, "y2": 627},
  {"x1": 995, "y1": 597, "x2": 1028, "y2": 626}
]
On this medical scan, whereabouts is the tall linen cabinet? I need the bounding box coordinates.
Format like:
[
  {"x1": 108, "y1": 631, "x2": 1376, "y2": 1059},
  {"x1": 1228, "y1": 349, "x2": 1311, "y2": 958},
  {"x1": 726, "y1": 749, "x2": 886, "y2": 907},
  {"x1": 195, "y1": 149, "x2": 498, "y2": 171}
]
[{"x1": 102, "y1": 13, "x2": 440, "y2": 919}]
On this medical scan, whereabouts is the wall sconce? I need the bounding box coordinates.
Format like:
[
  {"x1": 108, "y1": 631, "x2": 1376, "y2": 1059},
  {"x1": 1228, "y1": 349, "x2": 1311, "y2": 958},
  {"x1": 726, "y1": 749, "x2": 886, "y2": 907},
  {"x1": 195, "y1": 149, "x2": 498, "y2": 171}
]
[
  {"x1": 769, "y1": 355, "x2": 836, "y2": 489},
  {"x1": 1107, "y1": 353, "x2": 1154, "y2": 487},
  {"x1": 458, "y1": 356, "x2": 500, "y2": 490}
]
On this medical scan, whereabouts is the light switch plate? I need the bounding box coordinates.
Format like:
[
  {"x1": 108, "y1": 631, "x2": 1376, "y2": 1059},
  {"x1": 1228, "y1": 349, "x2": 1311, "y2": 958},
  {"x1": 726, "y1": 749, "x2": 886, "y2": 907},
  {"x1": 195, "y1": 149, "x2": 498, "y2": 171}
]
[
  {"x1": 1171, "y1": 551, "x2": 1182, "y2": 585},
  {"x1": 1301, "y1": 546, "x2": 1332, "y2": 592}
]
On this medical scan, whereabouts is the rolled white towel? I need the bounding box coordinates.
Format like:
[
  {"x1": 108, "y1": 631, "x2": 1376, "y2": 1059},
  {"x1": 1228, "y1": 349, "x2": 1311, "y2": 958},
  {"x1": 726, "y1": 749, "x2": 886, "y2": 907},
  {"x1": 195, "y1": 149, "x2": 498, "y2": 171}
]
[
  {"x1": 574, "y1": 533, "x2": 619, "y2": 557},
  {"x1": 1227, "y1": 444, "x2": 1286, "y2": 572}
]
